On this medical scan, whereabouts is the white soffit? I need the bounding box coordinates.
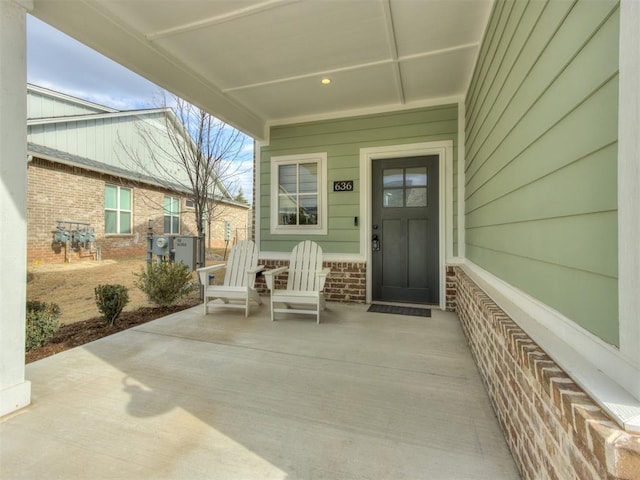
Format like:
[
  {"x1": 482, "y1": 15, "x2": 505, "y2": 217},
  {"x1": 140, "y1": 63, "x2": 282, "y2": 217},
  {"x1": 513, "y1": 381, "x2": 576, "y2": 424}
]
[{"x1": 31, "y1": 0, "x2": 493, "y2": 140}]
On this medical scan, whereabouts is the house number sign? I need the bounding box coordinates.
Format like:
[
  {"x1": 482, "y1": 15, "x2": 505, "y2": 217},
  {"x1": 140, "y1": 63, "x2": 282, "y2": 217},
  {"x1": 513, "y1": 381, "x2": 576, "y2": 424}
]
[{"x1": 333, "y1": 180, "x2": 354, "y2": 192}]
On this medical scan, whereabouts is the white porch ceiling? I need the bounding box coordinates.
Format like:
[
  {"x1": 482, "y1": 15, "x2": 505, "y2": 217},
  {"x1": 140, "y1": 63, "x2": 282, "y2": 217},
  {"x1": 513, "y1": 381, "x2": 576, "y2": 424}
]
[{"x1": 30, "y1": 0, "x2": 493, "y2": 141}]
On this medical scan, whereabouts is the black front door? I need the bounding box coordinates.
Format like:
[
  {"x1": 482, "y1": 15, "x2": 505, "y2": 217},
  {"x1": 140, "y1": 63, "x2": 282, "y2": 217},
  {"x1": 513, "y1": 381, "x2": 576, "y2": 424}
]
[{"x1": 371, "y1": 156, "x2": 439, "y2": 304}]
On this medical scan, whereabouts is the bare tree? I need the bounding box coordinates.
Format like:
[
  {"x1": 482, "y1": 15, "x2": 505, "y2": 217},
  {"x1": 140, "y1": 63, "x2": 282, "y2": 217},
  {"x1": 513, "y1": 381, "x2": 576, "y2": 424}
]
[{"x1": 117, "y1": 93, "x2": 249, "y2": 247}]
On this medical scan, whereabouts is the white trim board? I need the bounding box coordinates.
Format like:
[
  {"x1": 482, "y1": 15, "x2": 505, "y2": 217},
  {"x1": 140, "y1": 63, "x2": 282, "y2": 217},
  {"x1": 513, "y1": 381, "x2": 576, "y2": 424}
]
[
  {"x1": 618, "y1": 0, "x2": 640, "y2": 385},
  {"x1": 359, "y1": 141, "x2": 454, "y2": 309},
  {"x1": 461, "y1": 260, "x2": 640, "y2": 433},
  {"x1": 456, "y1": 100, "x2": 466, "y2": 258}
]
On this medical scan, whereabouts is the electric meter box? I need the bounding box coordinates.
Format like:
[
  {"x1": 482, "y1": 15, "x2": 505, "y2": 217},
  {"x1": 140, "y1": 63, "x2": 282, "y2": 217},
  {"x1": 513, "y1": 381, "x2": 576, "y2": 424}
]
[
  {"x1": 174, "y1": 236, "x2": 197, "y2": 271},
  {"x1": 152, "y1": 235, "x2": 173, "y2": 256}
]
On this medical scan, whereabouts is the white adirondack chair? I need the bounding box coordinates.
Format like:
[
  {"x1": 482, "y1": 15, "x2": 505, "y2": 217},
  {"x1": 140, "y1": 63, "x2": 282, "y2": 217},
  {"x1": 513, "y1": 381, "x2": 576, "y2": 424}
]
[
  {"x1": 263, "y1": 240, "x2": 331, "y2": 324},
  {"x1": 197, "y1": 240, "x2": 264, "y2": 317}
]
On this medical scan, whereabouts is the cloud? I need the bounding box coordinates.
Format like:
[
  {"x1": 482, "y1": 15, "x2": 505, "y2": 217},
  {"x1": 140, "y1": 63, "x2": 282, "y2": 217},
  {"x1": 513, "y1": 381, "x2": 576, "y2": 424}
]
[{"x1": 27, "y1": 15, "x2": 161, "y2": 110}]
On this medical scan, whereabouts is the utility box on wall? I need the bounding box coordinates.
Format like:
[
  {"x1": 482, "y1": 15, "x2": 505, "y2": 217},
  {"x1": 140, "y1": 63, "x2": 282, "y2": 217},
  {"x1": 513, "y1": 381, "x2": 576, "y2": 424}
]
[
  {"x1": 174, "y1": 236, "x2": 197, "y2": 271},
  {"x1": 152, "y1": 236, "x2": 173, "y2": 256}
]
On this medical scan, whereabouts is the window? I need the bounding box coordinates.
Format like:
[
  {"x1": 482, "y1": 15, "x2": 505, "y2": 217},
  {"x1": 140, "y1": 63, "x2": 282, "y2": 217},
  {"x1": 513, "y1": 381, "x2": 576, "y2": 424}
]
[
  {"x1": 105, "y1": 185, "x2": 132, "y2": 234},
  {"x1": 164, "y1": 196, "x2": 180, "y2": 234},
  {"x1": 270, "y1": 153, "x2": 327, "y2": 235},
  {"x1": 383, "y1": 166, "x2": 427, "y2": 208}
]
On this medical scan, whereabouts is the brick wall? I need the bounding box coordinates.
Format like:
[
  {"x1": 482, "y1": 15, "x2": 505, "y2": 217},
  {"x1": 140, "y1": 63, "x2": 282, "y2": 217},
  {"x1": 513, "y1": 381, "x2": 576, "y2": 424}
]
[
  {"x1": 255, "y1": 260, "x2": 366, "y2": 303},
  {"x1": 445, "y1": 265, "x2": 456, "y2": 311},
  {"x1": 204, "y1": 203, "x2": 251, "y2": 249},
  {"x1": 27, "y1": 158, "x2": 249, "y2": 264},
  {"x1": 454, "y1": 267, "x2": 640, "y2": 480}
]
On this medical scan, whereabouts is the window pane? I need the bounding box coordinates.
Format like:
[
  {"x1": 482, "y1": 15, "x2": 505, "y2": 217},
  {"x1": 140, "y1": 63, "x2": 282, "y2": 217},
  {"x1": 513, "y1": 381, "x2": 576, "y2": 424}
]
[
  {"x1": 120, "y1": 212, "x2": 132, "y2": 233},
  {"x1": 105, "y1": 211, "x2": 117, "y2": 233},
  {"x1": 406, "y1": 187, "x2": 427, "y2": 207},
  {"x1": 105, "y1": 186, "x2": 117, "y2": 209},
  {"x1": 383, "y1": 189, "x2": 403, "y2": 207},
  {"x1": 172, "y1": 197, "x2": 180, "y2": 214},
  {"x1": 164, "y1": 216, "x2": 171, "y2": 233},
  {"x1": 299, "y1": 195, "x2": 318, "y2": 225},
  {"x1": 172, "y1": 217, "x2": 179, "y2": 234},
  {"x1": 120, "y1": 188, "x2": 131, "y2": 210},
  {"x1": 163, "y1": 196, "x2": 171, "y2": 215},
  {"x1": 406, "y1": 167, "x2": 427, "y2": 187},
  {"x1": 383, "y1": 169, "x2": 403, "y2": 188},
  {"x1": 278, "y1": 195, "x2": 297, "y2": 225},
  {"x1": 299, "y1": 163, "x2": 317, "y2": 193},
  {"x1": 278, "y1": 164, "x2": 297, "y2": 193}
]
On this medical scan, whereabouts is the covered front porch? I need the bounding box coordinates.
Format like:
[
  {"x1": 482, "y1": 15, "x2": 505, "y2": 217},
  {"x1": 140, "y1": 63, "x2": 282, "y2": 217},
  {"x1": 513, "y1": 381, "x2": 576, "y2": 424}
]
[{"x1": 1, "y1": 302, "x2": 518, "y2": 479}]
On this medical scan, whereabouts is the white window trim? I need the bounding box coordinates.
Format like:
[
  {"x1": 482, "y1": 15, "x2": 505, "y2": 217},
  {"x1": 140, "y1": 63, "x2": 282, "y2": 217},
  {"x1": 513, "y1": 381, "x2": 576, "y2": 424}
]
[
  {"x1": 105, "y1": 185, "x2": 132, "y2": 235},
  {"x1": 164, "y1": 195, "x2": 181, "y2": 234},
  {"x1": 359, "y1": 141, "x2": 454, "y2": 310},
  {"x1": 270, "y1": 152, "x2": 328, "y2": 235}
]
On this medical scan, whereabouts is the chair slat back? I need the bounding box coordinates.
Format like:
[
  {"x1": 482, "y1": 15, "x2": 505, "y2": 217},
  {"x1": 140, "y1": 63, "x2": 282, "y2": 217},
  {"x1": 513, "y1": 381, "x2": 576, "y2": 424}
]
[
  {"x1": 287, "y1": 240, "x2": 323, "y2": 291},
  {"x1": 223, "y1": 240, "x2": 258, "y2": 287}
]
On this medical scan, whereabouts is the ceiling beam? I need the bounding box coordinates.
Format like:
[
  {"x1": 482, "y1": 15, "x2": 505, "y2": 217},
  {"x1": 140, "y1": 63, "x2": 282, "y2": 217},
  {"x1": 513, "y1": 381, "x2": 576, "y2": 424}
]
[
  {"x1": 146, "y1": 0, "x2": 300, "y2": 40},
  {"x1": 399, "y1": 42, "x2": 480, "y2": 63},
  {"x1": 382, "y1": 0, "x2": 405, "y2": 105},
  {"x1": 222, "y1": 59, "x2": 394, "y2": 93}
]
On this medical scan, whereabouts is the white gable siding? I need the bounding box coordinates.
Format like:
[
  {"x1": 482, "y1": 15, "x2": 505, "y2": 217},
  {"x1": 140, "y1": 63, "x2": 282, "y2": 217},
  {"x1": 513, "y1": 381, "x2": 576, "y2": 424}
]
[
  {"x1": 27, "y1": 111, "x2": 191, "y2": 188},
  {"x1": 27, "y1": 86, "x2": 113, "y2": 118}
]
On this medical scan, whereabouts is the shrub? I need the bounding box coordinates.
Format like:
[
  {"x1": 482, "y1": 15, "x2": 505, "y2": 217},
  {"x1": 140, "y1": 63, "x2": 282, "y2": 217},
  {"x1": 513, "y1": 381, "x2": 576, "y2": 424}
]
[
  {"x1": 95, "y1": 284, "x2": 130, "y2": 326},
  {"x1": 26, "y1": 300, "x2": 61, "y2": 351},
  {"x1": 134, "y1": 261, "x2": 195, "y2": 307}
]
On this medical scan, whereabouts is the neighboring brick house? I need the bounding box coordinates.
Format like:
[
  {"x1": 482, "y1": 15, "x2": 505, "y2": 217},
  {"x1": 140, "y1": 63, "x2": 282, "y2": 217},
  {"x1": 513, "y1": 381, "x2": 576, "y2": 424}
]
[{"x1": 26, "y1": 84, "x2": 250, "y2": 264}]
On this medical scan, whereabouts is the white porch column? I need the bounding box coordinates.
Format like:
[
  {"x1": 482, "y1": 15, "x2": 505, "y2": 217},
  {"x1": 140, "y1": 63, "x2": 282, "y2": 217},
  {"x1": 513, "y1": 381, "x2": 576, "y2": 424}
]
[{"x1": 0, "y1": 0, "x2": 32, "y2": 417}]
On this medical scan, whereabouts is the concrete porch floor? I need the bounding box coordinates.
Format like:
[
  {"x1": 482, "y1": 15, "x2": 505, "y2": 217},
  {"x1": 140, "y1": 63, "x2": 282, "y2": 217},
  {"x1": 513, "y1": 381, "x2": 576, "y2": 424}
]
[{"x1": 1, "y1": 302, "x2": 520, "y2": 479}]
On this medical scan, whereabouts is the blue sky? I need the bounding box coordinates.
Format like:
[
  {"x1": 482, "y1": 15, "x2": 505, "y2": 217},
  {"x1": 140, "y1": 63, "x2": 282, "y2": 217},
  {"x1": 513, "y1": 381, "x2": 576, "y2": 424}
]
[{"x1": 27, "y1": 15, "x2": 254, "y2": 203}]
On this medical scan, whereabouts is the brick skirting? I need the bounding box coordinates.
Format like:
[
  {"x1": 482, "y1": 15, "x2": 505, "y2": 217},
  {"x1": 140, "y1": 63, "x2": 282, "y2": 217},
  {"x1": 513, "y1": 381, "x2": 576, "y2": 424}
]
[
  {"x1": 255, "y1": 260, "x2": 366, "y2": 303},
  {"x1": 454, "y1": 267, "x2": 640, "y2": 480}
]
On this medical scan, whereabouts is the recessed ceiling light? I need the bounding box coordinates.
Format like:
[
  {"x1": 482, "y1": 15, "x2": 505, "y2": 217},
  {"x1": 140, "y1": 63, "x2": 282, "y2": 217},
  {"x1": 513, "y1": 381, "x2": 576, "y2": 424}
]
[{"x1": 321, "y1": 77, "x2": 332, "y2": 85}]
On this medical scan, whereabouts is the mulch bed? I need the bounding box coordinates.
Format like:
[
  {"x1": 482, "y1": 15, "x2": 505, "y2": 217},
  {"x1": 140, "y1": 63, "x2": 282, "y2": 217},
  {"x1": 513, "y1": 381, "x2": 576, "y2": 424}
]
[{"x1": 26, "y1": 299, "x2": 200, "y2": 364}]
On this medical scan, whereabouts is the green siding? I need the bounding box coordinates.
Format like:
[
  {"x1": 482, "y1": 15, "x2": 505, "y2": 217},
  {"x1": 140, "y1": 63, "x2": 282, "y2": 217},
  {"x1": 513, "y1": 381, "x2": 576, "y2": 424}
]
[
  {"x1": 261, "y1": 106, "x2": 458, "y2": 254},
  {"x1": 465, "y1": 0, "x2": 619, "y2": 345}
]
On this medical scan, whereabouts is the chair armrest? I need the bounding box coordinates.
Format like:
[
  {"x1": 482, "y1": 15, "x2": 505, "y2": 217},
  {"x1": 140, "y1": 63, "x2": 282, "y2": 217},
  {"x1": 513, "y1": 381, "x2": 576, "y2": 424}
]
[
  {"x1": 263, "y1": 266, "x2": 288, "y2": 290},
  {"x1": 317, "y1": 268, "x2": 331, "y2": 291},
  {"x1": 248, "y1": 265, "x2": 265, "y2": 274},
  {"x1": 197, "y1": 263, "x2": 227, "y2": 284}
]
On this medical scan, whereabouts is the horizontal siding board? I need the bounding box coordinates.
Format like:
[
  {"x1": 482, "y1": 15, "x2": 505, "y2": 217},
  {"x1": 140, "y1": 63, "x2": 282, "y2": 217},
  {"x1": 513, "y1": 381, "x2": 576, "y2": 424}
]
[
  {"x1": 466, "y1": 143, "x2": 617, "y2": 228},
  {"x1": 328, "y1": 217, "x2": 359, "y2": 229},
  {"x1": 467, "y1": 0, "x2": 617, "y2": 183},
  {"x1": 261, "y1": 240, "x2": 359, "y2": 255},
  {"x1": 466, "y1": 0, "x2": 517, "y2": 120},
  {"x1": 466, "y1": 0, "x2": 548, "y2": 150},
  {"x1": 466, "y1": 0, "x2": 506, "y2": 111},
  {"x1": 466, "y1": 77, "x2": 618, "y2": 211},
  {"x1": 465, "y1": 244, "x2": 618, "y2": 346},
  {"x1": 264, "y1": 133, "x2": 457, "y2": 159},
  {"x1": 328, "y1": 191, "x2": 358, "y2": 205},
  {"x1": 464, "y1": 0, "x2": 619, "y2": 345},
  {"x1": 266, "y1": 121, "x2": 457, "y2": 152},
  {"x1": 466, "y1": 211, "x2": 617, "y2": 277},
  {"x1": 270, "y1": 106, "x2": 457, "y2": 141},
  {"x1": 327, "y1": 205, "x2": 359, "y2": 217},
  {"x1": 466, "y1": 0, "x2": 576, "y2": 169}
]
